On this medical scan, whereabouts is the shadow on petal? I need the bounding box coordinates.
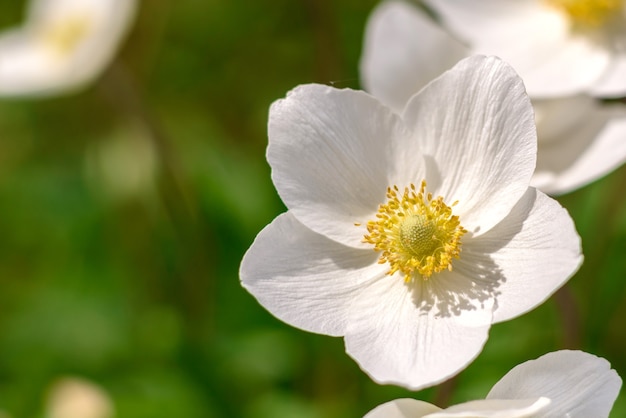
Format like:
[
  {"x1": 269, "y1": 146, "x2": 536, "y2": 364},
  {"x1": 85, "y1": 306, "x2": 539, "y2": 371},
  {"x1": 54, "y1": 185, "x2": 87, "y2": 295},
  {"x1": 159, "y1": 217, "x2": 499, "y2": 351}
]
[{"x1": 406, "y1": 188, "x2": 537, "y2": 318}]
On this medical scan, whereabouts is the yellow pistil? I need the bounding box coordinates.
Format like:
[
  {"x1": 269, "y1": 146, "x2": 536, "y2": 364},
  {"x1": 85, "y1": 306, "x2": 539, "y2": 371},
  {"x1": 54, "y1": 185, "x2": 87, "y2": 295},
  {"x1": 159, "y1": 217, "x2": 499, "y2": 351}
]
[
  {"x1": 546, "y1": 0, "x2": 623, "y2": 27},
  {"x1": 363, "y1": 181, "x2": 467, "y2": 282},
  {"x1": 40, "y1": 15, "x2": 91, "y2": 56}
]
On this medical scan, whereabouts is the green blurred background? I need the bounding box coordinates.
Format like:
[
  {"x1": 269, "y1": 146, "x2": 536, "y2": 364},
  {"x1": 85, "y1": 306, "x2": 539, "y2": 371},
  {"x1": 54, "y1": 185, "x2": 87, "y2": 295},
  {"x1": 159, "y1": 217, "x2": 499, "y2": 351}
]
[{"x1": 0, "y1": 0, "x2": 624, "y2": 417}]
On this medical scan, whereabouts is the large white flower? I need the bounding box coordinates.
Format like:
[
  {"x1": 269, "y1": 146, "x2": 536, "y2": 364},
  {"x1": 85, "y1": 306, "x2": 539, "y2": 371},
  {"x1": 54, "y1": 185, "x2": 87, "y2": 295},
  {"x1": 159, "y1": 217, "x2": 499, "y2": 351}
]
[
  {"x1": 240, "y1": 55, "x2": 582, "y2": 390},
  {"x1": 0, "y1": 0, "x2": 137, "y2": 97},
  {"x1": 422, "y1": 0, "x2": 626, "y2": 98},
  {"x1": 360, "y1": 0, "x2": 626, "y2": 195},
  {"x1": 364, "y1": 350, "x2": 622, "y2": 418}
]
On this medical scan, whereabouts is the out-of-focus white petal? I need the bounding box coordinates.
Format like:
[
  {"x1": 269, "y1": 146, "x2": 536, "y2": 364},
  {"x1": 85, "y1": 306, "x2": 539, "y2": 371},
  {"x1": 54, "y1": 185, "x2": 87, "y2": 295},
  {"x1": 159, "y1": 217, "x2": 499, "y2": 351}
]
[
  {"x1": 240, "y1": 212, "x2": 381, "y2": 337},
  {"x1": 591, "y1": 53, "x2": 626, "y2": 97},
  {"x1": 533, "y1": 101, "x2": 626, "y2": 194},
  {"x1": 515, "y1": 32, "x2": 611, "y2": 98},
  {"x1": 461, "y1": 188, "x2": 581, "y2": 323},
  {"x1": 0, "y1": 30, "x2": 60, "y2": 94},
  {"x1": 424, "y1": 0, "x2": 613, "y2": 97},
  {"x1": 0, "y1": 0, "x2": 137, "y2": 97},
  {"x1": 487, "y1": 350, "x2": 622, "y2": 418},
  {"x1": 360, "y1": 0, "x2": 468, "y2": 112},
  {"x1": 425, "y1": 398, "x2": 549, "y2": 418},
  {"x1": 365, "y1": 399, "x2": 442, "y2": 418},
  {"x1": 403, "y1": 55, "x2": 536, "y2": 236},
  {"x1": 344, "y1": 268, "x2": 493, "y2": 390},
  {"x1": 422, "y1": 0, "x2": 542, "y2": 46},
  {"x1": 268, "y1": 83, "x2": 417, "y2": 249},
  {"x1": 533, "y1": 95, "x2": 597, "y2": 142}
]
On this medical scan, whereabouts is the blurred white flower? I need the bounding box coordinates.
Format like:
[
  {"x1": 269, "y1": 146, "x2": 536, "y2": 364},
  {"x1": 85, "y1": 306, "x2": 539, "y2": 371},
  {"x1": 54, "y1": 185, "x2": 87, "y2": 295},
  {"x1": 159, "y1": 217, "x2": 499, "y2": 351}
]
[
  {"x1": 360, "y1": 0, "x2": 626, "y2": 195},
  {"x1": 364, "y1": 350, "x2": 622, "y2": 418},
  {"x1": 0, "y1": 0, "x2": 137, "y2": 97},
  {"x1": 533, "y1": 95, "x2": 626, "y2": 194},
  {"x1": 46, "y1": 376, "x2": 114, "y2": 418},
  {"x1": 423, "y1": 0, "x2": 626, "y2": 98},
  {"x1": 240, "y1": 56, "x2": 582, "y2": 390}
]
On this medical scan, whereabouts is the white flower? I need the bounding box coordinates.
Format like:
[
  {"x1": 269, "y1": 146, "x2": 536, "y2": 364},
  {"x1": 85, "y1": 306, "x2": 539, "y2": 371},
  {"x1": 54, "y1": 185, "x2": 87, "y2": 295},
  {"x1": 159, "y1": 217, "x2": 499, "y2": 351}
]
[
  {"x1": 364, "y1": 350, "x2": 622, "y2": 418},
  {"x1": 422, "y1": 0, "x2": 626, "y2": 98},
  {"x1": 0, "y1": 0, "x2": 137, "y2": 97},
  {"x1": 240, "y1": 55, "x2": 582, "y2": 390},
  {"x1": 360, "y1": 0, "x2": 626, "y2": 195}
]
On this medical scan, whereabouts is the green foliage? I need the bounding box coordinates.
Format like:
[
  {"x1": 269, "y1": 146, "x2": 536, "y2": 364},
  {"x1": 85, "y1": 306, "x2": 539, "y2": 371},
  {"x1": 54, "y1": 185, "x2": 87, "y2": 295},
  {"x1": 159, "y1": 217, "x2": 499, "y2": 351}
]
[{"x1": 0, "y1": 0, "x2": 624, "y2": 417}]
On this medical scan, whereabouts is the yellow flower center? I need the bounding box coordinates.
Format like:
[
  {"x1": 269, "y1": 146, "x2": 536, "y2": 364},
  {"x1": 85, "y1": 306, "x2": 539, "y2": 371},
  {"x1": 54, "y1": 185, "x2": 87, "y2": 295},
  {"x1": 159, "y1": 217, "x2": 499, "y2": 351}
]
[
  {"x1": 40, "y1": 15, "x2": 91, "y2": 56},
  {"x1": 363, "y1": 181, "x2": 467, "y2": 282},
  {"x1": 546, "y1": 0, "x2": 623, "y2": 27}
]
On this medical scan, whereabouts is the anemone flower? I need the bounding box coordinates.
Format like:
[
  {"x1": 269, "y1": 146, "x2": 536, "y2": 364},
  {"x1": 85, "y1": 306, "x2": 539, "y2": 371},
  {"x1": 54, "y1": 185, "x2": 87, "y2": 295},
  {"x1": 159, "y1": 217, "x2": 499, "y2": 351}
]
[
  {"x1": 240, "y1": 55, "x2": 582, "y2": 390},
  {"x1": 423, "y1": 0, "x2": 626, "y2": 98},
  {"x1": 0, "y1": 0, "x2": 137, "y2": 97},
  {"x1": 360, "y1": 0, "x2": 626, "y2": 195},
  {"x1": 364, "y1": 350, "x2": 622, "y2": 418}
]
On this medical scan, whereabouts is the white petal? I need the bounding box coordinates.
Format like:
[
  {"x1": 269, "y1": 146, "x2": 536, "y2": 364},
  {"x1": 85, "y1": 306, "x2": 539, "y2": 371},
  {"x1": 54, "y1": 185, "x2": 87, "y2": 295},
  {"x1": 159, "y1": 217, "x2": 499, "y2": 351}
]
[
  {"x1": 424, "y1": 0, "x2": 541, "y2": 44},
  {"x1": 422, "y1": 0, "x2": 543, "y2": 46},
  {"x1": 425, "y1": 398, "x2": 550, "y2": 418},
  {"x1": 533, "y1": 95, "x2": 597, "y2": 143},
  {"x1": 517, "y1": 33, "x2": 611, "y2": 98},
  {"x1": 0, "y1": 0, "x2": 137, "y2": 97},
  {"x1": 591, "y1": 53, "x2": 626, "y2": 98},
  {"x1": 344, "y1": 269, "x2": 493, "y2": 390},
  {"x1": 360, "y1": 0, "x2": 468, "y2": 112},
  {"x1": 364, "y1": 399, "x2": 442, "y2": 418},
  {"x1": 487, "y1": 350, "x2": 622, "y2": 418},
  {"x1": 268, "y1": 83, "x2": 419, "y2": 249},
  {"x1": 424, "y1": 0, "x2": 612, "y2": 97},
  {"x1": 534, "y1": 101, "x2": 626, "y2": 194},
  {"x1": 461, "y1": 188, "x2": 581, "y2": 323},
  {"x1": 240, "y1": 212, "x2": 381, "y2": 337},
  {"x1": 403, "y1": 55, "x2": 536, "y2": 236},
  {"x1": 0, "y1": 30, "x2": 61, "y2": 95}
]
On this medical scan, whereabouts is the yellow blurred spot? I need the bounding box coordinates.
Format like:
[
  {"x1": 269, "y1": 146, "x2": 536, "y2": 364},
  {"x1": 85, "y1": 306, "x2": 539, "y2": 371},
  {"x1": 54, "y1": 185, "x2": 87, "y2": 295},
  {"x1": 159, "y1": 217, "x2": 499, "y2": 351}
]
[
  {"x1": 547, "y1": 0, "x2": 622, "y2": 27},
  {"x1": 46, "y1": 377, "x2": 114, "y2": 418},
  {"x1": 41, "y1": 15, "x2": 91, "y2": 55}
]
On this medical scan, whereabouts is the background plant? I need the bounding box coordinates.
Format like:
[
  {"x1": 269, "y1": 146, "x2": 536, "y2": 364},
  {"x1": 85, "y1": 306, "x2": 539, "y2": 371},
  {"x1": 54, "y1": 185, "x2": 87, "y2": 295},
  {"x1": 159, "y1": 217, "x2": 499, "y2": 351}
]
[{"x1": 0, "y1": 0, "x2": 624, "y2": 417}]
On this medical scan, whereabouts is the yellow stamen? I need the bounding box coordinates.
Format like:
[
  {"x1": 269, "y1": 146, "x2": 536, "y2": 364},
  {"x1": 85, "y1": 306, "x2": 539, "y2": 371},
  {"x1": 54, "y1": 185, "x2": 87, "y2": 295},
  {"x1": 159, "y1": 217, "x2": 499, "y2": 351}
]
[
  {"x1": 546, "y1": 0, "x2": 622, "y2": 27},
  {"x1": 40, "y1": 15, "x2": 91, "y2": 55},
  {"x1": 363, "y1": 181, "x2": 467, "y2": 282}
]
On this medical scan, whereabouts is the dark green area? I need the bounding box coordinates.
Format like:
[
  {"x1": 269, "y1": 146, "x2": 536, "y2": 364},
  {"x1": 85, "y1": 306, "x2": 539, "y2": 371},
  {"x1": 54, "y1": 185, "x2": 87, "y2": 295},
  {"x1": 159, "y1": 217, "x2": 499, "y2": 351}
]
[{"x1": 0, "y1": 0, "x2": 624, "y2": 417}]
